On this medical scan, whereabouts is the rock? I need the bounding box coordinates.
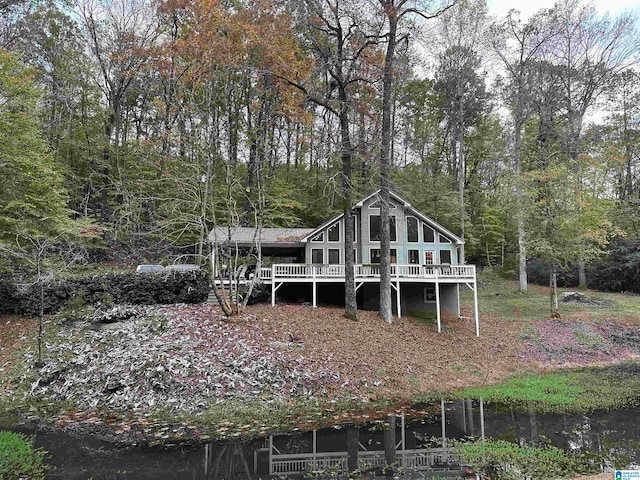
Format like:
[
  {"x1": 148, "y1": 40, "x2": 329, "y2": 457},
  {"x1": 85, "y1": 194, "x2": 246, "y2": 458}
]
[{"x1": 562, "y1": 291, "x2": 585, "y2": 302}]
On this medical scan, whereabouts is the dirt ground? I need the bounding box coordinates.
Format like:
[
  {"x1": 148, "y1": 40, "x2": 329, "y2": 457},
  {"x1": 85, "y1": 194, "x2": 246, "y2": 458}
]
[
  {"x1": 247, "y1": 304, "x2": 533, "y2": 397},
  {"x1": 0, "y1": 316, "x2": 36, "y2": 392}
]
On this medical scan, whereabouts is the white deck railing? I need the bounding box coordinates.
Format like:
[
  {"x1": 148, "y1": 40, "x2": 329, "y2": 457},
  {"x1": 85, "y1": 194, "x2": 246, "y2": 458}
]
[
  {"x1": 271, "y1": 448, "x2": 458, "y2": 475},
  {"x1": 261, "y1": 263, "x2": 475, "y2": 282}
]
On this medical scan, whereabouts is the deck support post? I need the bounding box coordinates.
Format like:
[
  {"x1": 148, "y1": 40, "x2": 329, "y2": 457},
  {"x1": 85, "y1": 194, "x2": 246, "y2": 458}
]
[
  {"x1": 271, "y1": 266, "x2": 276, "y2": 306},
  {"x1": 473, "y1": 277, "x2": 480, "y2": 337},
  {"x1": 211, "y1": 249, "x2": 216, "y2": 279},
  {"x1": 435, "y1": 279, "x2": 441, "y2": 334},
  {"x1": 396, "y1": 279, "x2": 401, "y2": 319},
  {"x1": 312, "y1": 265, "x2": 317, "y2": 308}
]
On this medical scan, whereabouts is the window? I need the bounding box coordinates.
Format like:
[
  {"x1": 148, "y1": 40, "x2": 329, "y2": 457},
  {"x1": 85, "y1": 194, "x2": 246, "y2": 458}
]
[
  {"x1": 408, "y1": 250, "x2": 420, "y2": 264},
  {"x1": 328, "y1": 249, "x2": 340, "y2": 264},
  {"x1": 439, "y1": 233, "x2": 452, "y2": 244},
  {"x1": 440, "y1": 250, "x2": 451, "y2": 265},
  {"x1": 353, "y1": 249, "x2": 358, "y2": 263},
  {"x1": 369, "y1": 215, "x2": 396, "y2": 242},
  {"x1": 407, "y1": 216, "x2": 418, "y2": 243},
  {"x1": 311, "y1": 231, "x2": 324, "y2": 242},
  {"x1": 352, "y1": 216, "x2": 357, "y2": 242},
  {"x1": 369, "y1": 249, "x2": 396, "y2": 264},
  {"x1": 328, "y1": 222, "x2": 340, "y2": 242},
  {"x1": 423, "y1": 224, "x2": 435, "y2": 243},
  {"x1": 424, "y1": 285, "x2": 436, "y2": 303},
  {"x1": 369, "y1": 200, "x2": 397, "y2": 209},
  {"x1": 424, "y1": 250, "x2": 435, "y2": 265},
  {"x1": 369, "y1": 215, "x2": 380, "y2": 241},
  {"x1": 311, "y1": 249, "x2": 324, "y2": 264}
]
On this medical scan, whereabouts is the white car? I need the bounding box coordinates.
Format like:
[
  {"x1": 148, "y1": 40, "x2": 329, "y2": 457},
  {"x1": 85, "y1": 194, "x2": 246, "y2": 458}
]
[{"x1": 135, "y1": 264, "x2": 164, "y2": 273}]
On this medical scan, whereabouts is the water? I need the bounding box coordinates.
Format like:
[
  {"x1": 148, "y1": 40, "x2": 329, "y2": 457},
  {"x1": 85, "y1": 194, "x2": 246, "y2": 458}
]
[{"x1": 5, "y1": 400, "x2": 640, "y2": 479}]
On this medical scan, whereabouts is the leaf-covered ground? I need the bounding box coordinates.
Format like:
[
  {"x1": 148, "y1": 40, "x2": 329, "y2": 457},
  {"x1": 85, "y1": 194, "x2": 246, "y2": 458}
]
[{"x1": 2, "y1": 299, "x2": 640, "y2": 446}]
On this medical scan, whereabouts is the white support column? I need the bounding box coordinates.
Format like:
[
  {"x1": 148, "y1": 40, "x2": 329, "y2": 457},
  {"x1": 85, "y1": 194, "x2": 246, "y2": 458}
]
[
  {"x1": 271, "y1": 266, "x2": 276, "y2": 306},
  {"x1": 312, "y1": 265, "x2": 317, "y2": 308},
  {"x1": 401, "y1": 414, "x2": 406, "y2": 452},
  {"x1": 435, "y1": 281, "x2": 441, "y2": 334},
  {"x1": 473, "y1": 278, "x2": 480, "y2": 337}
]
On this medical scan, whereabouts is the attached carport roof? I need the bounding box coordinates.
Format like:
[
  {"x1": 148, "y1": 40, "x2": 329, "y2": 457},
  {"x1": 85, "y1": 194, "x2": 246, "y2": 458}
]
[{"x1": 208, "y1": 226, "x2": 313, "y2": 248}]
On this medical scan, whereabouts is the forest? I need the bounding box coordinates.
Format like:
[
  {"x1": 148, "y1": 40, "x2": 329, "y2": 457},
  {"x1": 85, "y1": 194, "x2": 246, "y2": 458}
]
[{"x1": 1, "y1": 0, "x2": 639, "y2": 295}]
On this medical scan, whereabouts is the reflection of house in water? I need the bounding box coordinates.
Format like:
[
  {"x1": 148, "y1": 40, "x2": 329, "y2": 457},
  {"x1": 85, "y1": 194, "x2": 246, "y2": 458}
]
[{"x1": 204, "y1": 400, "x2": 487, "y2": 478}]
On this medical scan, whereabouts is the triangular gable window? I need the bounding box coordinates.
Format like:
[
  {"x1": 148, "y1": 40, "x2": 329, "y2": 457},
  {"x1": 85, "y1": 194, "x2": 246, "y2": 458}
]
[
  {"x1": 439, "y1": 234, "x2": 452, "y2": 244},
  {"x1": 368, "y1": 200, "x2": 397, "y2": 209},
  {"x1": 311, "y1": 231, "x2": 324, "y2": 242}
]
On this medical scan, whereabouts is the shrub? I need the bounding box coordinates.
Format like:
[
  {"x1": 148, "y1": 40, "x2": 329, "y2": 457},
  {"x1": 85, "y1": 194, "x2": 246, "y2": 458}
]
[
  {"x1": 0, "y1": 276, "x2": 18, "y2": 314},
  {"x1": 15, "y1": 270, "x2": 210, "y2": 316},
  {"x1": 0, "y1": 431, "x2": 48, "y2": 480},
  {"x1": 587, "y1": 237, "x2": 640, "y2": 294}
]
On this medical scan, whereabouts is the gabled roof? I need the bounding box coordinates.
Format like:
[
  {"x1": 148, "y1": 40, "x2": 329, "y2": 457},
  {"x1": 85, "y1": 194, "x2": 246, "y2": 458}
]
[
  {"x1": 208, "y1": 226, "x2": 313, "y2": 248},
  {"x1": 301, "y1": 189, "x2": 464, "y2": 245}
]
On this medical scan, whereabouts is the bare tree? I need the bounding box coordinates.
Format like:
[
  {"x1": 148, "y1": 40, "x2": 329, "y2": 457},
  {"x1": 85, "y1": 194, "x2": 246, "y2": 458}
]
[
  {"x1": 377, "y1": 0, "x2": 457, "y2": 323},
  {"x1": 536, "y1": 0, "x2": 639, "y2": 286},
  {"x1": 490, "y1": 9, "x2": 558, "y2": 291}
]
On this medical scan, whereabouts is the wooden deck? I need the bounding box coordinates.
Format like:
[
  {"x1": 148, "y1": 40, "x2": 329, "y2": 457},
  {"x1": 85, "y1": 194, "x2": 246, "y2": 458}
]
[
  {"x1": 259, "y1": 263, "x2": 475, "y2": 283},
  {"x1": 213, "y1": 263, "x2": 480, "y2": 336}
]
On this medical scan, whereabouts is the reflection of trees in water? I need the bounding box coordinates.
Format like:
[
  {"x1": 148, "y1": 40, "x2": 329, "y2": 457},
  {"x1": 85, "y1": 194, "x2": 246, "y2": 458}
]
[
  {"x1": 204, "y1": 443, "x2": 252, "y2": 480},
  {"x1": 483, "y1": 403, "x2": 640, "y2": 468}
]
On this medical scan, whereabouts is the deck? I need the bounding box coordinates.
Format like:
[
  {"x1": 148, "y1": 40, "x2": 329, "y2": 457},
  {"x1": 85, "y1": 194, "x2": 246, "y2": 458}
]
[
  {"x1": 258, "y1": 263, "x2": 476, "y2": 284},
  {"x1": 213, "y1": 263, "x2": 479, "y2": 336}
]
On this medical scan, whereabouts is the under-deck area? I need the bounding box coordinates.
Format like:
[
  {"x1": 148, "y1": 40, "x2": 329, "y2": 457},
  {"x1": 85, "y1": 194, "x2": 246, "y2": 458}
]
[{"x1": 215, "y1": 263, "x2": 480, "y2": 336}]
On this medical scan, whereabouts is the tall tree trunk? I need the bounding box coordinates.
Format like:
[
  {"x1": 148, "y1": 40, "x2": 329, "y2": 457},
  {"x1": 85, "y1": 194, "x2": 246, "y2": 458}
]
[
  {"x1": 379, "y1": 5, "x2": 398, "y2": 324},
  {"x1": 340, "y1": 102, "x2": 357, "y2": 319},
  {"x1": 513, "y1": 120, "x2": 528, "y2": 291},
  {"x1": 458, "y1": 133, "x2": 466, "y2": 264}
]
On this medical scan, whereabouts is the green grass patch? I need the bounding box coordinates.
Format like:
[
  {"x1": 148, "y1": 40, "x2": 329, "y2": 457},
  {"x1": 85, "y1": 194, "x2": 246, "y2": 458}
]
[
  {"x1": 0, "y1": 431, "x2": 48, "y2": 480},
  {"x1": 461, "y1": 269, "x2": 640, "y2": 323},
  {"x1": 457, "y1": 363, "x2": 640, "y2": 413},
  {"x1": 453, "y1": 438, "x2": 601, "y2": 480}
]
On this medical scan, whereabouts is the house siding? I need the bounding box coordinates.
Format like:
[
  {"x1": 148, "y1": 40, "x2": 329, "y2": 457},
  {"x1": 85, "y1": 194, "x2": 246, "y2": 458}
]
[{"x1": 305, "y1": 195, "x2": 460, "y2": 266}]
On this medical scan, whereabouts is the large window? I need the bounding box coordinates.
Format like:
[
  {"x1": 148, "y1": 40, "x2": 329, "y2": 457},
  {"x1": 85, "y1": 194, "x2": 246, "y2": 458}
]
[
  {"x1": 328, "y1": 249, "x2": 340, "y2": 264},
  {"x1": 423, "y1": 224, "x2": 435, "y2": 243},
  {"x1": 369, "y1": 215, "x2": 381, "y2": 241},
  {"x1": 311, "y1": 249, "x2": 324, "y2": 264},
  {"x1": 328, "y1": 222, "x2": 340, "y2": 242},
  {"x1": 370, "y1": 249, "x2": 397, "y2": 264},
  {"x1": 407, "y1": 216, "x2": 418, "y2": 243},
  {"x1": 408, "y1": 250, "x2": 420, "y2": 264},
  {"x1": 440, "y1": 250, "x2": 451, "y2": 265},
  {"x1": 370, "y1": 215, "x2": 396, "y2": 242}
]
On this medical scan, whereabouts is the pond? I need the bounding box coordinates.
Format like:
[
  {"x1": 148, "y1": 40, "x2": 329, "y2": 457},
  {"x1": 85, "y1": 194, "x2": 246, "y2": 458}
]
[{"x1": 4, "y1": 398, "x2": 640, "y2": 479}]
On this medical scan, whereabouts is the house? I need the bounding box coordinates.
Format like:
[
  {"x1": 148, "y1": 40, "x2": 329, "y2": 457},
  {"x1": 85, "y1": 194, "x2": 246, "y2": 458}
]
[{"x1": 209, "y1": 190, "x2": 479, "y2": 336}]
